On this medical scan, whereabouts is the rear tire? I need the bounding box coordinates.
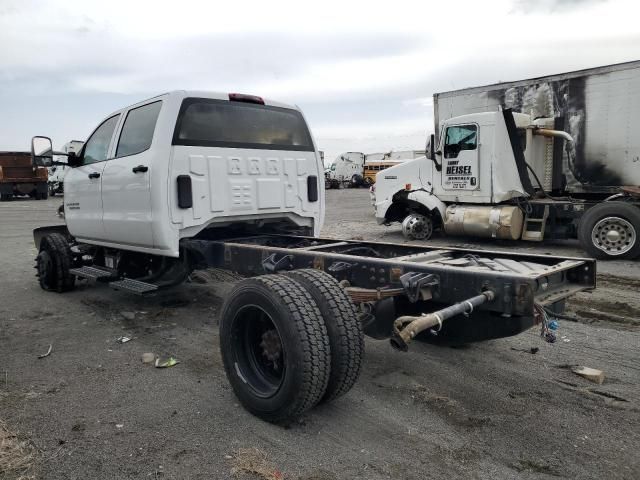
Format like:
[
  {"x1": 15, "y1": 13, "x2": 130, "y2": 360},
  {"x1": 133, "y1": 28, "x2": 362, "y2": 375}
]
[
  {"x1": 36, "y1": 233, "x2": 76, "y2": 292},
  {"x1": 578, "y1": 202, "x2": 640, "y2": 259},
  {"x1": 284, "y1": 269, "x2": 364, "y2": 402},
  {"x1": 219, "y1": 275, "x2": 331, "y2": 423}
]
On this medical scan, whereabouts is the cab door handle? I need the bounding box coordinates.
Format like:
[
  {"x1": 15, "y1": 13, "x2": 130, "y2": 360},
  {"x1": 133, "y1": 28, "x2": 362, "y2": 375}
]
[
  {"x1": 88, "y1": 172, "x2": 100, "y2": 179},
  {"x1": 132, "y1": 165, "x2": 148, "y2": 173}
]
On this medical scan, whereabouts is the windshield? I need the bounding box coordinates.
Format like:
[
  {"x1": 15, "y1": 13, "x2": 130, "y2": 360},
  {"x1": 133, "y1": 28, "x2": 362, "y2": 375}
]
[{"x1": 173, "y1": 98, "x2": 314, "y2": 151}]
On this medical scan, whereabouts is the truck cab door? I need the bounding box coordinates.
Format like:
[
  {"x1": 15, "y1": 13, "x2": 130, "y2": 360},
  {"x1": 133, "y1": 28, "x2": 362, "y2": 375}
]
[
  {"x1": 64, "y1": 114, "x2": 120, "y2": 241},
  {"x1": 440, "y1": 123, "x2": 479, "y2": 192},
  {"x1": 101, "y1": 100, "x2": 162, "y2": 248}
]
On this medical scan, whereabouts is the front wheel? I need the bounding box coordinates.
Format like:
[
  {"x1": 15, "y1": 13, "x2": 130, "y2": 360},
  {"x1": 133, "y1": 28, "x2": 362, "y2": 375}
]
[
  {"x1": 219, "y1": 275, "x2": 331, "y2": 423},
  {"x1": 578, "y1": 202, "x2": 640, "y2": 259},
  {"x1": 401, "y1": 213, "x2": 434, "y2": 241}
]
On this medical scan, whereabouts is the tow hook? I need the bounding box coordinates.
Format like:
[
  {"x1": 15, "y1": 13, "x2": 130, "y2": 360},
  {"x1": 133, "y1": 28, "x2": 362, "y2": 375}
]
[{"x1": 390, "y1": 290, "x2": 496, "y2": 351}]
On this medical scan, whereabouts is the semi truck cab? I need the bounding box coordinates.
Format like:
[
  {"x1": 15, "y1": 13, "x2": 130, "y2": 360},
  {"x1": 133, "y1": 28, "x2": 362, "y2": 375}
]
[{"x1": 374, "y1": 108, "x2": 640, "y2": 259}]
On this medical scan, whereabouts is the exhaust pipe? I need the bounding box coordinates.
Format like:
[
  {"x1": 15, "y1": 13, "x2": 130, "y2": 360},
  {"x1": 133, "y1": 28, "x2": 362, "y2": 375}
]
[
  {"x1": 532, "y1": 128, "x2": 573, "y2": 143},
  {"x1": 390, "y1": 290, "x2": 495, "y2": 351}
]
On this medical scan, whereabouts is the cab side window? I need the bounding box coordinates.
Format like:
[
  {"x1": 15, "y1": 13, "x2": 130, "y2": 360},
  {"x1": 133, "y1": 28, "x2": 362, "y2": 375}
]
[
  {"x1": 116, "y1": 101, "x2": 162, "y2": 158},
  {"x1": 444, "y1": 124, "x2": 477, "y2": 159},
  {"x1": 83, "y1": 115, "x2": 120, "y2": 165}
]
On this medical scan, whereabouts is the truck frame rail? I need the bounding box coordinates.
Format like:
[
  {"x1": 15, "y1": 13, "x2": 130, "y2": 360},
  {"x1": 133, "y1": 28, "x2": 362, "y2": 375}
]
[{"x1": 184, "y1": 235, "x2": 596, "y2": 318}]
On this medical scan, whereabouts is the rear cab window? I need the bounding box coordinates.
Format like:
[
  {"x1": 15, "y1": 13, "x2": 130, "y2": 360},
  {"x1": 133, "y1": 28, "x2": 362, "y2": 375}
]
[
  {"x1": 116, "y1": 101, "x2": 162, "y2": 158},
  {"x1": 172, "y1": 98, "x2": 314, "y2": 151}
]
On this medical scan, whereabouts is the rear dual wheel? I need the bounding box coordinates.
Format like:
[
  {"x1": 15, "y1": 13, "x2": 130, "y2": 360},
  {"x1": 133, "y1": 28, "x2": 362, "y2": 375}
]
[
  {"x1": 578, "y1": 202, "x2": 640, "y2": 259},
  {"x1": 219, "y1": 271, "x2": 363, "y2": 423},
  {"x1": 36, "y1": 233, "x2": 75, "y2": 292}
]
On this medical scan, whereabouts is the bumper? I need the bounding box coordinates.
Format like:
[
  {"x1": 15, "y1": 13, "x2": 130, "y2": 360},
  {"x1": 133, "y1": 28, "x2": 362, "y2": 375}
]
[{"x1": 374, "y1": 198, "x2": 393, "y2": 224}]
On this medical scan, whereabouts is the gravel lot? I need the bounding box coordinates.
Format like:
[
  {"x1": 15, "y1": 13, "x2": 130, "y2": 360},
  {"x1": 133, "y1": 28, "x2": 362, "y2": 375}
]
[{"x1": 1, "y1": 189, "x2": 639, "y2": 480}]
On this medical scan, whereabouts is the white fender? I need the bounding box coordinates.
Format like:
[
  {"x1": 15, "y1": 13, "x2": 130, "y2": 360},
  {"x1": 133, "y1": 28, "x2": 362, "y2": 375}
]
[{"x1": 406, "y1": 189, "x2": 447, "y2": 221}]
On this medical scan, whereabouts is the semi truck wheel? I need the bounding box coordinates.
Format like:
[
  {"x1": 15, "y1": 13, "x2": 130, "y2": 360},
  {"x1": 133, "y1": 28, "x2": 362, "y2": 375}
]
[
  {"x1": 0, "y1": 194, "x2": 11, "y2": 201},
  {"x1": 402, "y1": 213, "x2": 433, "y2": 240},
  {"x1": 36, "y1": 233, "x2": 76, "y2": 292},
  {"x1": 219, "y1": 275, "x2": 331, "y2": 423},
  {"x1": 284, "y1": 269, "x2": 364, "y2": 402},
  {"x1": 578, "y1": 202, "x2": 640, "y2": 259},
  {"x1": 350, "y1": 174, "x2": 363, "y2": 187}
]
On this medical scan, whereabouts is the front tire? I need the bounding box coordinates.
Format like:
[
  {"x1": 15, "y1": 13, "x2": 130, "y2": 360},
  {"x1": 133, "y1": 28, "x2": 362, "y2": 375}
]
[
  {"x1": 578, "y1": 202, "x2": 640, "y2": 259},
  {"x1": 36, "y1": 233, "x2": 76, "y2": 292},
  {"x1": 401, "y1": 213, "x2": 434, "y2": 240},
  {"x1": 284, "y1": 269, "x2": 364, "y2": 403},
  {"x1": 219, "y1": 275, "x2": 331, "y2": 423}
]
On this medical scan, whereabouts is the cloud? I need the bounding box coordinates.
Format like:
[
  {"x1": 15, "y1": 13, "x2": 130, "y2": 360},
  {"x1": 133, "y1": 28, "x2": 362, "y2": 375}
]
[
  {"x1": 511, "y1": 0, "x2": 608, "y2": 13},
  {"x1": 0, "y1": 0, "x2": 638, "y2": 159}
]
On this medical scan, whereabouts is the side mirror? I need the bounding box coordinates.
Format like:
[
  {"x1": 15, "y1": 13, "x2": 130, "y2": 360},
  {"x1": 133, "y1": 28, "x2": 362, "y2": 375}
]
[
  {"x1": 31, "y1": 136, "x2": 53, "y2": 167},
  {"x1": 67, "y1": 151, "x2": 80, "y2": 167},
  {"x1": 427, "y1": 134, "x2": 435, "y2": 160}
]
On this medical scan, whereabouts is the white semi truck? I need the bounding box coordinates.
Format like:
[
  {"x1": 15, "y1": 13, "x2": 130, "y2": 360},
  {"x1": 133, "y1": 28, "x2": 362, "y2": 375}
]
[
  {"x1": 48, "y1": 140, "x2": 84, "y2": 196},
  {"x1": 325, "y1": 150, "x2": 423, "y2": 188},
  {"x1": 31, "y1": 90, "x2": 595, "y2": 423},
  {"x1": 373, "y1": 61, "x2": 640, "y2": 259}
]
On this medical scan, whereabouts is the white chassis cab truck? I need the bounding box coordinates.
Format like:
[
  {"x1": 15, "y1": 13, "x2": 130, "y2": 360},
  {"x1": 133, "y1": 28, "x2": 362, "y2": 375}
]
[
  {"x1": 32, "y1": 92, "x2": 595, "y2": 423},
  {"x1": 373, "y1": 108, "x2": 640, "y2": 259}
]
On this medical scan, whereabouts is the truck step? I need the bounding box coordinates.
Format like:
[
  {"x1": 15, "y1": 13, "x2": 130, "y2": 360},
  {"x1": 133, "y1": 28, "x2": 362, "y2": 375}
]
[
  {"x1": 109, "y1": 278, "x2": 159, "y2": 296},
  {"x1": 522, "y1": 205, "x2": 549, "y2": 242},
  {"x1": 69, "y1": 266, "x2": 117, "y2": 281}
]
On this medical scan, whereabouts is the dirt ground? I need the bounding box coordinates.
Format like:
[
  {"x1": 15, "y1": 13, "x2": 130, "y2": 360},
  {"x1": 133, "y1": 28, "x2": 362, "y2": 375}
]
[{"x1": 1, "y1": 189, "x2": 639, "y2": 480}]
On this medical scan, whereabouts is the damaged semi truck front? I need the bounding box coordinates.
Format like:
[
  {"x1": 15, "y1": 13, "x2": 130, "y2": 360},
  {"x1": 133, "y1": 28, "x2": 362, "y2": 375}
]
[
  {"x1": 374, "y1": 60, "x2": 640, "y2": 259},
  {"x1": 31, "y1": 90, "x2": 596, "y2": 423}
]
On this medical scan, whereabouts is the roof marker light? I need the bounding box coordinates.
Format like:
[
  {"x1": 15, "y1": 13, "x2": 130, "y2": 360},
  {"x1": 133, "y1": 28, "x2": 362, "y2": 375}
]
[{"x1": 229, "y1": 93, "x2": 265, "y2": 105}]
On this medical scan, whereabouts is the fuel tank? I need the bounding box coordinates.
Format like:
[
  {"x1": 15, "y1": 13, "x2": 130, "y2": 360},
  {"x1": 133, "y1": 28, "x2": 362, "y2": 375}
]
[{"x1": 444, "y1": 205, "x2": 524, "y2": 240}]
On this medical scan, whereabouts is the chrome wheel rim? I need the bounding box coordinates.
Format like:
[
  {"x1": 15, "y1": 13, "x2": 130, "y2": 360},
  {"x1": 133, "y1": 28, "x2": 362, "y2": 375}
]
[
  {"x1": 402, "y1": 214, "x2": 432, "y2": 240},
  {"x1": 591, "y1": 216, "x2": 636, "y2": 256}
]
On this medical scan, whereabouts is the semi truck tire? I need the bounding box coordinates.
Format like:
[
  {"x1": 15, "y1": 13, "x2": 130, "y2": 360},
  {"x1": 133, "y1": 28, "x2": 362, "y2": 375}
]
[
  {"x1": 284, "y1": 269, "x2": 364, "y2": 402},
  {"x1": 36, "y1": 233, "x2": 76, "y2": 293},
  {"x1": 402, "y1": 213, "x2": 434, "y2": 240},
  {"x1": 0, "y1": 193, "x2": 11, "y2": 201},
  {"x1": 350, "y1": 174, "x2": 363, "y2": 187},
  {"x1": 578, "y1": 202, "x2": 640, "y2": 259},
  {"x1": 219, "y1": 275, "x2": 331, "y2": 423}
]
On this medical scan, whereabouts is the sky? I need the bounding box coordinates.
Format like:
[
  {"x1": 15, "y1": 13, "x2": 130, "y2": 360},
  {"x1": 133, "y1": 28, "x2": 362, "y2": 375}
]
[{"x1": 1, "y1": 0, "x2": 638, "y2": 164}]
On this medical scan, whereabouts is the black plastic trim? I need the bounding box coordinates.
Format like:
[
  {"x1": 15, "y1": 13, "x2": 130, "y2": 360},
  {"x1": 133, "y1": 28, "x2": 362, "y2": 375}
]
[
  {"x1": 502, "y1": 108, "x2": 535, "y2": 196},
  {"x1": 307, "y1": 175, "x2": 318, "y2": 202},
  {"x1": 177, "y1": 175, "x2": 193, "y2": 209}
]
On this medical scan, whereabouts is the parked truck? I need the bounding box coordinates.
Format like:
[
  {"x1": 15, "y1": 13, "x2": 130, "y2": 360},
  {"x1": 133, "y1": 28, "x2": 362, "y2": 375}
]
[
  {"x1": 373, "y1": 60, "x2": 640, "y2": 259},
  {"x1": 325, "y1": 150, "x2": 423, "y2": 188},
  {"x1": 31, "y1": 91, "x2": 595, "y2": 423},
  {"x1": 0, "y1": 151, "x2": 49, "y2": 200},
  {"x1": 48, "y1": 140, "x2": 84, "y2": 196}
]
